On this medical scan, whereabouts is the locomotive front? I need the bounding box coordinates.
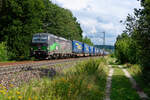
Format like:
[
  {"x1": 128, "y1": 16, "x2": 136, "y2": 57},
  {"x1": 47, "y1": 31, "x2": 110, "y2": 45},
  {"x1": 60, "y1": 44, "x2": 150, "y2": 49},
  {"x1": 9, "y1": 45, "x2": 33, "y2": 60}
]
[{"x1": 30, "y1": 33, "x2": 49, "y2": 58}]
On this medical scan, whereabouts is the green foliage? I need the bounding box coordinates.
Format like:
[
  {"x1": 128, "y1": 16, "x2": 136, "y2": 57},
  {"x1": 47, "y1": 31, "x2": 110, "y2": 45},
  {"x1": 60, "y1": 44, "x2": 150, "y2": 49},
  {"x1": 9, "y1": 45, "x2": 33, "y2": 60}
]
[
  {"x1": 82, "y1": 36, "x2": 94, "y2": 46},
  {"x1": 0, "y1": 42, "x2": 8, "y2": 61},
  {"x1": 115, "y1": 33, "x2": 138, "y2": 64},
  {"x1": 79, "y1": 59, "x2": 100, "y2": 75},
  {"x1": 132, "y1": 0, "x2": 150, "y2": 72},
  {"x1": 42, "y1": 1, "x2": 83, "y2": 41},
  {"x1": 0, "y1": 0, "x2": 2, "y2": 12},
  {"x1": 115, "y1": 0, "x2": 150, "y2": 81},
  {"x1": 47, "y1": 58, "x2": 107, "y2": 100},
  {"x1": 0, "y1": 0, "x2": 45, "y2": 60},
  {"x1": 110, "y1": 53, "x2": 115, "y2": 58},
  {"x1": 0, "y1": 0, "x2": 85, "y2": 60}
]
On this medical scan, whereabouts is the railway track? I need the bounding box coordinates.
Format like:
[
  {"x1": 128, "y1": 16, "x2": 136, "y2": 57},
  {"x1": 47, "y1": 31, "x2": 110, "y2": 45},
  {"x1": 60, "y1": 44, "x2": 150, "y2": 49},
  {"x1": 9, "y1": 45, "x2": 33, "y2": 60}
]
[{"x1": 0, "y1": 57, "x2": 97, "y2": 75}]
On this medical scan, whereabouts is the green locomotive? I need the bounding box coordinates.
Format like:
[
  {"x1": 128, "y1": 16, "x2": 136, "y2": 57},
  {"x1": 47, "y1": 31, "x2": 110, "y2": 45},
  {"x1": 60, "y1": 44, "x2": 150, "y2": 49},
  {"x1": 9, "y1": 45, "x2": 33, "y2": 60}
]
[{"x1": 30, "y1": 33, "x2": 72, "y2": 59}]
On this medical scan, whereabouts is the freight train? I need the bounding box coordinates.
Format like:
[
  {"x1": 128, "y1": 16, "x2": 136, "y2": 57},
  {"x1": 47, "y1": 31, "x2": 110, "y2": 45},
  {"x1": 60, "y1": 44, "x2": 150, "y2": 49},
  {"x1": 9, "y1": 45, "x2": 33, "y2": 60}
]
[{"x1": 30, "y1": 33, "x2": 103, "y2": 59}]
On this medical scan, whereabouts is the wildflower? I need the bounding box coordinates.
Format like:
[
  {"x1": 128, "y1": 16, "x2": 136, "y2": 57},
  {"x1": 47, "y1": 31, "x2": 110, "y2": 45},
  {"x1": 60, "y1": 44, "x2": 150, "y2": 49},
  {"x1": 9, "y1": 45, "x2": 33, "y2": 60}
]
[
  {"x1": 0, "y1": 84, "x2": 2, "y2": 88},
  {"x1": 16, "y1": 91, "x2": 21, "y2": 95},
  {"x1": 61, "y1": 78, "x2": 67, "y2": 82},
  {"x1": 28, "y1": 97, "x2": 32, "y2": 100},
  {"x1": 87, "y1": 84, "x2": 92, "y2": 89},
  {"x1": 0, "y1": 90, "x2": 3, "y2": 93},
  {"x1": 2, "y1": 86, "x2": 6, "y2": 89},
  {"x1": 34, "y1": 96, "x2": 38, "y2": 100},
  {"x1": 0, "y1": 90, "x2": 6, "y2": 95},
  {"x1": 18, "y1": 96, "x2": 23, "y2": 99},
  {"x1": 9, "y1": 84, "x2": 14, "y2": 88},
  {"x1": 8, "y1": 96, "x2": 11, "y2": 99},
  {"x1": 2, "y1": 91, "x2": 6, "y2": 95},
  {"x1": 68, "y1": 90, "x2": 71, "y2": 96},
  {"x1": 61, "y1": 78, "x2": 65, "y2": 81},
  {"x1": 9, "y1": 90, "x2": 13, "y2": 94}
]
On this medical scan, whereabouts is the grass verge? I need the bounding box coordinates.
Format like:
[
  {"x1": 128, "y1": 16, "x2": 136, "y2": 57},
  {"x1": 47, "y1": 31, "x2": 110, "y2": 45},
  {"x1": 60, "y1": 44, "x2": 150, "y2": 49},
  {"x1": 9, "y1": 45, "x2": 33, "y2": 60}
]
[
  {"x1": 0, "y1": 57, "x2": 108, "y2": 100},
  {"x1": 127, "y1": 64, "x2": 150, "y2": 97},
  {"x1": 110, "y1": 67, "x2": 141, "y2": 100}
]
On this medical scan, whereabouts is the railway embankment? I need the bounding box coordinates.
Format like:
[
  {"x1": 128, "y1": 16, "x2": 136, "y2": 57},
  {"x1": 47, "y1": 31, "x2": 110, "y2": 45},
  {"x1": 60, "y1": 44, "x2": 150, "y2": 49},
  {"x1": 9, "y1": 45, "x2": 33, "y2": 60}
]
[
  {"x1": 0, "y1": 57, "x2": 108, "y2": 100},
  {"x1": 0, "y1": 57, "x2": 91, "y2": 89}
]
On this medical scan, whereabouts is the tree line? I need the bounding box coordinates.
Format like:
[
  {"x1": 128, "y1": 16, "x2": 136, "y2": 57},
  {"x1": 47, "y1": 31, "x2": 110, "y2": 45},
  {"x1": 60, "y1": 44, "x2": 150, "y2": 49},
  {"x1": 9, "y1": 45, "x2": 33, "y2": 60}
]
[
  {"x1": 0, "y1": 0, "x2": 93, "y2": 61},
  {"x1": 115, "y1": 0, "x2": 150, "y2": 81}
]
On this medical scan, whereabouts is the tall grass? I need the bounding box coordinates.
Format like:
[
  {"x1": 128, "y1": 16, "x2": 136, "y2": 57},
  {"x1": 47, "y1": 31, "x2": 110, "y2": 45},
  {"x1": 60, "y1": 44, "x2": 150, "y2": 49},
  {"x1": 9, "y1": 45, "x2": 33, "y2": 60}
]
[
  {"x1": 0, "y1": 42, "x2": 8, "y2": 61},
  {"x1": 0, "y1": 58, "x2": 108, "y2": 100},
  {"x1": 127, "y1": 64, "x2": 150, "y2": 97}
]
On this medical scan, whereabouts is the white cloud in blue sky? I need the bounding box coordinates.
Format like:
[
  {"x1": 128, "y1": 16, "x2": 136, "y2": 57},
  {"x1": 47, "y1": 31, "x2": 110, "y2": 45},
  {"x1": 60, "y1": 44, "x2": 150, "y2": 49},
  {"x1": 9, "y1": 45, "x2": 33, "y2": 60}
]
[{"x1": 51, "y1": 0, "x2": 141, "y2": 45}]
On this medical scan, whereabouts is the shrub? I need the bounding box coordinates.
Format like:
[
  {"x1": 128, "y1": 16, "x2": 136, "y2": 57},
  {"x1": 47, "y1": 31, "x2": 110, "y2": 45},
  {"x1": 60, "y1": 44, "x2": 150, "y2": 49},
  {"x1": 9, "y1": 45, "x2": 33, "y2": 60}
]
[{"x1": 0, "y1": 42, "x2": 8, "y2": 61}]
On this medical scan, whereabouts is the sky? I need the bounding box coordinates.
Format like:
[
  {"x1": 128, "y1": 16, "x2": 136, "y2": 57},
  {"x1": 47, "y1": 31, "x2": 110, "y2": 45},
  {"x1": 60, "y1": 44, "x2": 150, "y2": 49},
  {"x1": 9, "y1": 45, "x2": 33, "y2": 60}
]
[{"x1": 51, "y1": 0, "x2": 141, "y2": 45}]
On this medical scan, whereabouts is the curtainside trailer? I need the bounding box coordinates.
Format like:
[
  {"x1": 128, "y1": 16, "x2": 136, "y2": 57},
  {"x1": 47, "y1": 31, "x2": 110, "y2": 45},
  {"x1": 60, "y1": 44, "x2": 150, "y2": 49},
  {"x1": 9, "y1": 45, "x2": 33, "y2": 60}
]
[
  {"x1": 72, "y1": 40, "x2": 83, "y2": 56},
  {"x1": 82, "y1": 43, "x2": 90, "y2": 56},
  {"x1": 89, "y1": 46, "x2": 94, "y2": 56}
]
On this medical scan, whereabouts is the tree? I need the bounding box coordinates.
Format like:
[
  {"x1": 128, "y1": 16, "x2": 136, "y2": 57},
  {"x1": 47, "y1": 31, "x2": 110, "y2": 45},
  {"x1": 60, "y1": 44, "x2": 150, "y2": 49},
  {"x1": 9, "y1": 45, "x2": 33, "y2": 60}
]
[
  {"x1": 115, "y1": 0, "x2": 150, "y2": 80},
  {"x1": 82, "y1": 36, "x2": 93, "y2": 46},
  {"x1": 131, "y1": 0, "x2": 150, "y2": 79},
  {"x1": 0, "y1": 0, "x2": 45, "y2": 60},
  {"x1": 0, "y1": 0, "x2": 2, "y2": 12},
  {"x1": 0, "y1": 0, "x2": 84, "y2": 60},
  {"x1": 115, "y1": 33, "x2": 130, "y2": 63},
  {"x1": 42, "y1": 0, "x2": 83, "y2": 41},
  {"x1": 0, "y1": 42, "x2": 8, "y2": 61}
]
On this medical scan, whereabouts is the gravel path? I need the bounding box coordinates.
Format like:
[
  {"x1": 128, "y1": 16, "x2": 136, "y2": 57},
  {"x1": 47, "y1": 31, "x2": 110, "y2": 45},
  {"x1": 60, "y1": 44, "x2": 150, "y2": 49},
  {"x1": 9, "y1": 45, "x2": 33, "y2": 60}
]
[
  {"x1": 105, "y1": 65, "x2": 149, "y2": 100},
  {"x1": 118, "y1": 65, "x2": 149, "y2": 100},
  {"x1": 105, "y1": 65, "x2": 114, "y2": 100}
]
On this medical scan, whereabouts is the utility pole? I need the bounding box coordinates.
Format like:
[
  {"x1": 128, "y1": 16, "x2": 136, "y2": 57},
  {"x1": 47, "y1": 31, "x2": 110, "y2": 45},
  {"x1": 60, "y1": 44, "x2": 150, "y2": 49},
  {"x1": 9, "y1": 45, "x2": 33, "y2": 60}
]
[{"x1": 89, "y1": 31, "x2": 106, "y2": 56}]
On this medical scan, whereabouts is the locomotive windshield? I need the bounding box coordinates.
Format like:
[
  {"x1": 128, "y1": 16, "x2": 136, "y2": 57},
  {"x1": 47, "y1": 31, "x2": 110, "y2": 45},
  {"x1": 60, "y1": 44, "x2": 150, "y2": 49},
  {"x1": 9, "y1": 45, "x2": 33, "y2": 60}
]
[{"x1": 32, "y1": 34, "x2": 48, "y2": 43}]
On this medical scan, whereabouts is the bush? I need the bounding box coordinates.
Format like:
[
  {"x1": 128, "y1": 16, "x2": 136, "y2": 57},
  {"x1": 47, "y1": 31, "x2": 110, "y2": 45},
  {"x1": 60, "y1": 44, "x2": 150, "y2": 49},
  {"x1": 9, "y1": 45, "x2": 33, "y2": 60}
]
[
  {"x1": 110, "y1": 53, "x2": 115, "y2": 58},
  {"x1": 0, "y1": 42, "x2": 8, "y2": 61}
]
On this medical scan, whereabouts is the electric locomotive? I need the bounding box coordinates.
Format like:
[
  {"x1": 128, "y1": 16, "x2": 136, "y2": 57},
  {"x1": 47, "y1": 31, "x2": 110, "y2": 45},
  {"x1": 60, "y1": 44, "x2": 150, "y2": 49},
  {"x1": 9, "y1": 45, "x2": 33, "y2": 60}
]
[
  {"x1": 30, "y1": 33, "x2": 72, "y2": 59},
  {"x1": 30, "y1": 33, "x2": 49, "y2": 58}
]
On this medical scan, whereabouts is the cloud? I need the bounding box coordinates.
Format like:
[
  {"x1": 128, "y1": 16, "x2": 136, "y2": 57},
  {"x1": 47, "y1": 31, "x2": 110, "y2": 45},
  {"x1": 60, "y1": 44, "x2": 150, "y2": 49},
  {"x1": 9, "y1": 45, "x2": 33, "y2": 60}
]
[
  {"x1": 51, "y1": 0, "x2": 92, "y2": 10},
  {"x1": 51, "y1": 0, "x2": 141, "y2": 45}
]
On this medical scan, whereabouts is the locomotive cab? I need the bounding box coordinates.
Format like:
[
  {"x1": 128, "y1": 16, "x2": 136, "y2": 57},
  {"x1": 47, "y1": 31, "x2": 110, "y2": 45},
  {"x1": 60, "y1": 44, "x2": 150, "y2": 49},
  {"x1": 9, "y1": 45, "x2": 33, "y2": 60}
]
[{"x1": 30, "y1": 33, "x2": 49, "y2": 58}]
